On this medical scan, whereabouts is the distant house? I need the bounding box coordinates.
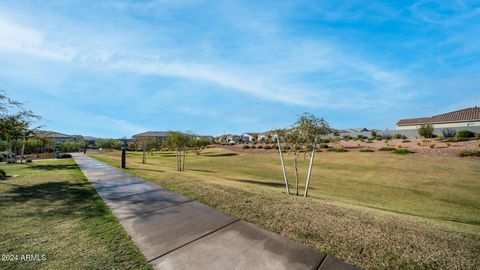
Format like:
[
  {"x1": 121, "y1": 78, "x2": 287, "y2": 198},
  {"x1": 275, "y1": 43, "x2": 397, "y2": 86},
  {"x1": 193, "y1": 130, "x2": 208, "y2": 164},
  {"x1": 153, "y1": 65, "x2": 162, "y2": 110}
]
[
  {"x1": 38, "y1": 131, "x2": 83, "y2": 144},
  {"x1": 225, "y1": 134, "x2": 241, "y2": 144},
  {"x1": 132, "y1": 131, "x2": 213, "y2": 142},
  {"x1": 396, "y1": 107, "x2": 480, "y2": 130},
  {"x1": 241, "y1": 133, "x2": 259, "y2": 142},
  {"x1": 132, "y1": 131, "x2": 169, "y2": 140}
]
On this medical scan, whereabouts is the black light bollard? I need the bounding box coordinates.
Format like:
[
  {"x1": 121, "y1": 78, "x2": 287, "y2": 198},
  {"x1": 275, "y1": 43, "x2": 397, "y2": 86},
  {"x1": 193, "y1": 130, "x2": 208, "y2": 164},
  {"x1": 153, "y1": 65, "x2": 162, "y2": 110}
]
[{"x1": 121, "y1": 146, "x2": 126, "y2": 168}]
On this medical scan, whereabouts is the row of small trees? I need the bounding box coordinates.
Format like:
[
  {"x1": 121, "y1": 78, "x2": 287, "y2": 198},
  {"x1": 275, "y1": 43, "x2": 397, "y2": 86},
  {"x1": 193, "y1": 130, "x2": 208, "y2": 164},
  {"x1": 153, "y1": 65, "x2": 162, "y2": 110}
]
[{"x1": 133, "y1": 132, "x2": 211, "y2": 171}]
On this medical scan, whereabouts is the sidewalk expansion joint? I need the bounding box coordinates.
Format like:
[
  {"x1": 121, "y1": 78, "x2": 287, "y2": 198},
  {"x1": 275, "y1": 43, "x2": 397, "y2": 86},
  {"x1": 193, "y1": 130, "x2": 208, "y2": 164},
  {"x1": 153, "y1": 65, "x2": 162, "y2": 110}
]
[{"x1": 147, "y1": 219, "x2": 241, "y2": 263}]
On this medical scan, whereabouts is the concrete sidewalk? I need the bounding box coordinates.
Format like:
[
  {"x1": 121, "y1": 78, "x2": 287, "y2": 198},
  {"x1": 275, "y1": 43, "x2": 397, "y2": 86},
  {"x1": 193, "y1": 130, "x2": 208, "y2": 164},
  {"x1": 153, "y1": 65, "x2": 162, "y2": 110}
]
[{"x1": 73, "y1": 154, "x2": 359, "y2": 270}]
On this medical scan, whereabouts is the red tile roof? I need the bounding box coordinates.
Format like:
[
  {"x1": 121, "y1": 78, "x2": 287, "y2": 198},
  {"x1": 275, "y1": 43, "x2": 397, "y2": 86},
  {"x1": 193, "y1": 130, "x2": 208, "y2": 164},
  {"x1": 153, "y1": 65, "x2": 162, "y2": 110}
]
[{"x1": 397, "y1": 107, "x2": 480, "y2": 126}]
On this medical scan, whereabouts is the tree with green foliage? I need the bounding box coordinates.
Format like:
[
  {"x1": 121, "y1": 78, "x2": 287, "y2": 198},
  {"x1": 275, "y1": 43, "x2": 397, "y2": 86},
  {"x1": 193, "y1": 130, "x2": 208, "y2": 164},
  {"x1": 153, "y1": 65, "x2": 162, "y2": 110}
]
[
  {"x1": 94, "y1": 139, "x2": 124, "y2": 150},
  {"x1": 60, "y1": 141, "x2": 85, "y2": 153},
  {"x1": 296, "y1": 113, "x2": 330, "y2": 197},
  {"x1": 190, "y1": 136, "x2": 210, "y2": 156},
  {"x1": 166, "y1": 132, "x2": 188, "y2": 171},
  {"x1": 275, "y1": 113, "x2": 330, "y2": 197},
  {"x1": 418, "y1": 123, "x2": 434, "y2": 139},
  {"x1": 0, "y1": 92, "x2": 40, "y2": 163}
]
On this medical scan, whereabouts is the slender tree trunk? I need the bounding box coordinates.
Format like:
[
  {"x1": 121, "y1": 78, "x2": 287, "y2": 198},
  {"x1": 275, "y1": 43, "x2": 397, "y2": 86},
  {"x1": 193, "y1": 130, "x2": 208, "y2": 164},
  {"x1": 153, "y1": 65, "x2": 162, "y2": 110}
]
[
  {"x1": 293, "y1": 152, "x2": 299, "y2": 196},
  {"x1": 277, "y1": 139, "x2": 290, "y2": 194},
  {"x1": 13, "y1": 141, "x2": 18, "y2": 163},
  {"x1": 304, "y1": 147, "x2": 315, "y2": 197},
  {"x1": 175, "y1": 148, "x2": 180, "y2": 171},
  {"x1": 8, "y1": 143, "x2": 13, "y2": 163},
  {"x1": 182, "y1": 149, "x2": 186, "y2": 171},
  {"x1": 20, "y1": 136, "x2": 26, "y2": 164},
  {"x1": 142, "y1": 143, "x2": 147, "y2": 164}
]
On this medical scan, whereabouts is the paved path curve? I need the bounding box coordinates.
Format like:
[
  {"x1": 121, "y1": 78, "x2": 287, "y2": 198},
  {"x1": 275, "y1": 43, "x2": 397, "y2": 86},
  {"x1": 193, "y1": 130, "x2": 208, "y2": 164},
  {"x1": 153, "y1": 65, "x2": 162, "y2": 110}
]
[{"x1": 73, "y1": 154, "x2": 359, "y2": 270}]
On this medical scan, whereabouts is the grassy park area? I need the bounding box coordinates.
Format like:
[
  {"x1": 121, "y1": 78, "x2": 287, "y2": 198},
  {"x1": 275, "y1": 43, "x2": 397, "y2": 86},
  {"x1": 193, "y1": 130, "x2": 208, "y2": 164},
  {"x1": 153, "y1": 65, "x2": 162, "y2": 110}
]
[
  {"x1": 91, "y1": 147, "x2": 480, "y2": 269},
  {"x1": 0, "y1": 159, "x2": 150, "y2": 269}
]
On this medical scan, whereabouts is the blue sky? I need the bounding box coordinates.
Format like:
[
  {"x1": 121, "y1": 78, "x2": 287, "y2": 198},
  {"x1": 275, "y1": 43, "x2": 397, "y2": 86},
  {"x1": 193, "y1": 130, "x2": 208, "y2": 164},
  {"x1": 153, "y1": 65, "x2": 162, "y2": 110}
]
[{"x1": 0, "y1": 1, "x2": 479, "y2": 138}]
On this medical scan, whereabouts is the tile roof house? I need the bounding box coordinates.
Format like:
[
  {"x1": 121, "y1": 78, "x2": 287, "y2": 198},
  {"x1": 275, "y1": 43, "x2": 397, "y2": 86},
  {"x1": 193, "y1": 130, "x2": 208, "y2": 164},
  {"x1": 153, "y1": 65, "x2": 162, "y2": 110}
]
[
  {"x1": 38, "y1": 131, "x2": 84, "y2": 144},
  {"x1": 396, "y1": 107, "x2": 480, "y2": 130},
  {"x1": 132, "y1": 131, "x2": 169, "y2": 139}
]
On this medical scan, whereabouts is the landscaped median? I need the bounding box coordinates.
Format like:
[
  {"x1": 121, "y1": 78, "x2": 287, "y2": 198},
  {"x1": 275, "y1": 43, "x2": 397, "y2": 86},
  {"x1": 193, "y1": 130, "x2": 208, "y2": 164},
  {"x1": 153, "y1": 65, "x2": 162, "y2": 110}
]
[{"x1": 0, "y1": 159, "x2": 151, "y2": 269}]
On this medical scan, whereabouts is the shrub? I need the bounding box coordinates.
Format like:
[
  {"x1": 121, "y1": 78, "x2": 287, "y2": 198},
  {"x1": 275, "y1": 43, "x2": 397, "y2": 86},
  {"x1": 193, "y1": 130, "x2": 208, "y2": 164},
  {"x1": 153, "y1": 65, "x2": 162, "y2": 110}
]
[
  {"x1": 257, "y1": 145, "x2": 264, "y2": 149},
  {"x1": 441, "y1": 128, "x2": 456, "y2": 138},
  {"x1": 477, "y1": 133, "x2": 480, "y2": 139},
  {"x1": 417, "y1": 142, "x2": 421, "y2": 146},
  {"x1": 402, "y1": 140, "x2": 411, "y2": 143},
  {"x1": 378, "y1": 147, "x2": 396, "y2": 151},
  {"x1": 264, "y1": 145, "x2": 272, "y2": 149},
  {"x1": 318, "y1": 143, "x2": 329, "y2": 149},
  {"x1": 0, "y1": 169, "x2": 6, "y2": 180},
  {"x1": 366, "y1": 139, "x2": 373, "y2": 143},
  {"x1": 360, "y1": 148, "x2": 374, "y2": 152},
  {"x1": 397, "y1": 145, "x2": 402, "y2": 149},
  {"x1": 456, "y1": 130, "x2": 475, "y2": 139},
  {"x1": 418, "y1": 124, "x2": 434, "y2": 138},
  {"x1": 356, "y1": 135, "x2": 367, "y2": 140},
  {"x1": 393, "y1": 148, "x2": 413, "y2": 155},
  {"x1": 56, "y1": 153, "x2": 72, "y2": 159},
  {"x1": 447, "y1": 142, "x2": 451, "y2": 147},
  {"x1": 242, "y1": 145, "x2": 250, "y2": 149},
  {"x1": 26, "y1": 159, "x2": 33, "y2": 163},
  {"x1": 327, "y1": 147, "x2": 348, "y2": 152},
  {"x1": 458, "y1": 150, "x2": 480, "y2": 157},
  {"x1": 393, "y1": 133, "x2": 405, "y2": 139},
  {"x1": 430, "y1": 143, "x2": 436, "y2": 149}
]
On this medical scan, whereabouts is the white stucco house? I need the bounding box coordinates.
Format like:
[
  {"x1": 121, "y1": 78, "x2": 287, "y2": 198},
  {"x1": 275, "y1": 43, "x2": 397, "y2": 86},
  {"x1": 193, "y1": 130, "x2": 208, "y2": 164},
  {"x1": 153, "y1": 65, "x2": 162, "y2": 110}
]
[{"x1": 396, "y1": 107, "x2": 480, "y2": 130}]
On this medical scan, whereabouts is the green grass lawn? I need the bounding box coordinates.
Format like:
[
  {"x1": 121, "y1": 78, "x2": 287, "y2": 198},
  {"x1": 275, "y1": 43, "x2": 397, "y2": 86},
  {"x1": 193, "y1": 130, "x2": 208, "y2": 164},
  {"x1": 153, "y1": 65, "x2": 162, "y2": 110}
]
[
  {"x1": 0, "y1": 159, "x2": 151, "y2": 270},
  {"x1": 91, "y1": 147, "x2": 480, "y2": 270}
]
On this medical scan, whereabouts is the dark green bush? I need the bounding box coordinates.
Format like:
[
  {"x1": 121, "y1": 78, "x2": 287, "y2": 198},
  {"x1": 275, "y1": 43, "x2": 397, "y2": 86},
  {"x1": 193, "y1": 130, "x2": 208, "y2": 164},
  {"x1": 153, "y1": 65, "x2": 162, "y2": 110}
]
[
  {"x1": 56, "y1": 153, "x2": 72, "y2": 159},
  {"x1": 393, "y1": 148, "x2": 413, "y2": 155},
  {"x1": 0, "y1": 169, "x2": 6, "y2": 180},
  {"x1": 327, "y1": 147, "x2": 348, "y2": 152},
  {"x1": 26, "y1": 159, "x2": 33, "y2": 163},
  {"x1": 257, "y1": 145, "x2": 264, "y2": 149},
  {"x1": 458, "y1": 150, "x2": 480, "y2": 157},
  {"x1": 456, "y1": 130, "x2": 475, "y2": 138},
  {"x1": 418, "y1": 124, "x2": 434, "y2": 138},
  {"x1": 360, "y1": 148, "x2": 374, "y2": 152},
  {"x1": 242, "y1": 145, "x2": 250, "y2": 149},
  {"x1": 393, "y1": 134, "x2": 403, "y2": 139},
  {"x1": 378, "y1": 147, "x2": 396, "y2": 151},
  {"x1": 318, "y1": 143, "x2": 329, "y2": 149},
  {"x1": 264, "y1": 145, "x2": 272, "y2": 149}
]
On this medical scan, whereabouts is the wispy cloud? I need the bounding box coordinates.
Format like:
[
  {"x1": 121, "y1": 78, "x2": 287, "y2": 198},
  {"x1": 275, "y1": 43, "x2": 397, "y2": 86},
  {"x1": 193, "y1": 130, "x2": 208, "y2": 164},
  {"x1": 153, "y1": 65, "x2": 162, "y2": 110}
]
[{"x1": 0, "y1": 14, "x2": 410, "y2": 109}]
